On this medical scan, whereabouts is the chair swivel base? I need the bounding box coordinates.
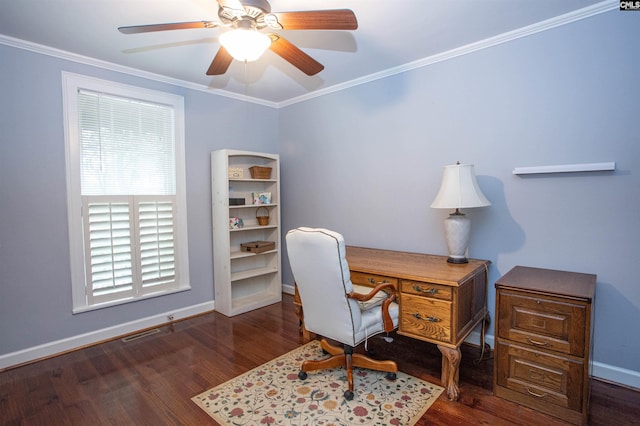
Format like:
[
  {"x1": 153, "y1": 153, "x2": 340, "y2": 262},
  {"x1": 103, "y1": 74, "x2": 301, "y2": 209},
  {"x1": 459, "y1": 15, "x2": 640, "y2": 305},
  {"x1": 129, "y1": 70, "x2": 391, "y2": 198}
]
[{"x1": 298, "y1": 338, "x2": 398, "y2": 400}]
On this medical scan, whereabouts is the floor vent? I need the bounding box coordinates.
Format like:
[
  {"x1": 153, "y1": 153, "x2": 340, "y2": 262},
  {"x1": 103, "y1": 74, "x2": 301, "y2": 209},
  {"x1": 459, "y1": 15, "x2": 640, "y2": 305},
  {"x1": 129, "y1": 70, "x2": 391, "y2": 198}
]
[{"x1": 121, "y1": 328, "x2": 160, "y2": 343}]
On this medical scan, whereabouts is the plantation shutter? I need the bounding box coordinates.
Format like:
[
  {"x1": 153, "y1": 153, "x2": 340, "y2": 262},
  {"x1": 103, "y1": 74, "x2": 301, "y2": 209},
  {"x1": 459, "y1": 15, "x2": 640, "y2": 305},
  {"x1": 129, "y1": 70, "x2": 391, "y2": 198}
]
[
  {"x1": 77, "y1": 90, "x2": 178, "y2": 304},
  {"x1": 137, "y1": 196, "x2": 177, "y2": 291},
  {"x1": 83, "y1": 197, "x2": 135, "y2": 304}
]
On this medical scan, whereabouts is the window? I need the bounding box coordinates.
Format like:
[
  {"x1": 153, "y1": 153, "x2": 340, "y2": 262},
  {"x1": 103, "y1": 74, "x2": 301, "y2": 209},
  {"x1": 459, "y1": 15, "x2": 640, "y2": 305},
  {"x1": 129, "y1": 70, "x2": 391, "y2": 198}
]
[{"x1": 63, "y1": 72, "x2": 189, "y2": 312}]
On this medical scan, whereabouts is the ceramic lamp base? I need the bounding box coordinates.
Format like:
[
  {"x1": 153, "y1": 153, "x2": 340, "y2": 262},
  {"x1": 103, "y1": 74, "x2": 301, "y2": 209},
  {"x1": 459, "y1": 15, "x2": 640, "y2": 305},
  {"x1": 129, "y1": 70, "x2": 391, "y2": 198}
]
[{"x1": 444, "y1": 210, "x2": 470, "y2": 264}]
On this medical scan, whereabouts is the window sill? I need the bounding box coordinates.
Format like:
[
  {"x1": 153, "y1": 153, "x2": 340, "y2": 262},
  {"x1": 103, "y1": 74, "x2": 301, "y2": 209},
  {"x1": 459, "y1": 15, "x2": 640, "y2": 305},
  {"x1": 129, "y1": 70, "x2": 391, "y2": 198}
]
[{"x1": 72, "y1": 285, "x2": 191, "y2": 315}]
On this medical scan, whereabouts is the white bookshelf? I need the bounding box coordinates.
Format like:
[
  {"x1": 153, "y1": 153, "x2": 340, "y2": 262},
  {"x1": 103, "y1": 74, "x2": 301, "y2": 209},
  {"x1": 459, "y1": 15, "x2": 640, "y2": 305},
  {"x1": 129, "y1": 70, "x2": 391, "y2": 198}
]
[{"x1": 211, "y1": 149, "x2": 281, "y2": 316}]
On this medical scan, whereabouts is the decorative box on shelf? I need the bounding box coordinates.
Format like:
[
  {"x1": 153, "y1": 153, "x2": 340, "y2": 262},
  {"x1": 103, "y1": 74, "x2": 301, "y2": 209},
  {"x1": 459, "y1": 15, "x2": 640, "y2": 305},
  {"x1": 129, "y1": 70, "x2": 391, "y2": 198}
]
[
  {"x1": 241, "y1": 241, "x2": 275, "y2": 253},
  {"x1": 228, "y1": 167, "x2": 244, "y2": 178}
]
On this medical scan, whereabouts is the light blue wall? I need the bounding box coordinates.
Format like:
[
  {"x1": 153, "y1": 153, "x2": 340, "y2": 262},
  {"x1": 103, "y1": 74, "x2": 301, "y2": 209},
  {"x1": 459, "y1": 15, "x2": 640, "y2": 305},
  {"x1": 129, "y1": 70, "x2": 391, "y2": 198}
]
[
  {"x1": 0, "y1": 43, "x2": 278, "y2": 354},
  {"x1": 279, "y1": 10, "x2": 640, "y2": 375},
  {"x1": 1, "y1": 8, "x2": 638, "y2": 385}
]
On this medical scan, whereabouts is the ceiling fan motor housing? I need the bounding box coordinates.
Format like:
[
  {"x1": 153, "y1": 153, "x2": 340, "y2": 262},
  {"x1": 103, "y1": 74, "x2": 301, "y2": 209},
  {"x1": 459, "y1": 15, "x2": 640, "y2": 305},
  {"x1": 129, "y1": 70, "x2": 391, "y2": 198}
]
[{"x1": 218, "y1": 0, "x2": 271, "y2": 29}]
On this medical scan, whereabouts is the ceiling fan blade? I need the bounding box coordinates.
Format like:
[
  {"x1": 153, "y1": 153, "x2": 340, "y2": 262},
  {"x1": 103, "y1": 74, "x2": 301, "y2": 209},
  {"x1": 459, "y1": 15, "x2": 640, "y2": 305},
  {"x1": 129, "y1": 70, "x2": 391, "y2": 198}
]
[
  {"x1": 206, "y1": 46, "x2": 234, "y2": 75},
  {"x1": 266, "y1": 10, "x2": 357, "y2": 30},
  {"x1": 118, "y1": 21, "x2": 218, "y2": 34},
  {"x1": 269, "y1": 35, "x2": 324, "y2": 76}
]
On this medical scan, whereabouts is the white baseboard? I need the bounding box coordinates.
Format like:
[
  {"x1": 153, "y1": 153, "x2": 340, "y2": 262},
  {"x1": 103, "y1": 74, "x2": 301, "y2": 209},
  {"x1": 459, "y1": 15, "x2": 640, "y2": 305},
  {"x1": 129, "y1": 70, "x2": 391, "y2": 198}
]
[
  {"x1": 8, "y1": 290, "x2": 637, "y2": 392},
  {"x1": 0, "y1": 301, "x2": 214, "y2": 370},
  {"x1": 591, "y1": 361, "x2": 640, "y2": 390},
  {"x1": 466, "y1": 329, "x2": 495, "y2": 349},
  {"x1": 465, "y1": 330, "x2": 640, "y2": 390}
]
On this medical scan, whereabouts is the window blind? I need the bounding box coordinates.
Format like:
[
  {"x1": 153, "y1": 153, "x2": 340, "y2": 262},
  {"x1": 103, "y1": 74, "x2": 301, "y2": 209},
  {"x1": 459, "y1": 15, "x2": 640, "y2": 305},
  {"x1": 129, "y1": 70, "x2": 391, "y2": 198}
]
[{"x1": 78, "y1": 90, "x2": 176, "y2": 196}]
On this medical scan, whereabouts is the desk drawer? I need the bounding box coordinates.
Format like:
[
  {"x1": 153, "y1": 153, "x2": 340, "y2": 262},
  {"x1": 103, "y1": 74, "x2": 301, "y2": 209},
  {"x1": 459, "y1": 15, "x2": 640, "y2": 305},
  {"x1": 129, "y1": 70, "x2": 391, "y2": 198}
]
[
  {"x1": 401, "y1": 280, "x2": 452, "y2": 301},
  {"x1": 400, "y1": 293, "x2": 452, "y2": 343},
  {"x1": 350, "y1": 271, "x2": 398, "y2": 292},
  {"x1": 498, "y1": 291, "x2": 587, "y2": 357},
  {"x1": 495, "y1": 340, "x2": 584, "y2": 412}
]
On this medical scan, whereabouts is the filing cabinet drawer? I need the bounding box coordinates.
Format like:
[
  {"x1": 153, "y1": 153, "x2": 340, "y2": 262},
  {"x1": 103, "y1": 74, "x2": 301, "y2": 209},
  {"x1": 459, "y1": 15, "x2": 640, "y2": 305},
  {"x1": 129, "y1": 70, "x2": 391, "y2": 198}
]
[
  {"x1": 498, "y1": 290, "x2": 587, "y2": 357},
  {"x1": 399, "y1": 293, "x2": 452, "y2": 343},
  {"x1": 350, "y1": 271, "x2": 398, "y2": 292},
  {"x1": 495, "y1": 340, "x2": 584, "y2": 412},
  {"x1": 401, "y1": 280, "x2": 452, "y2": 301}
]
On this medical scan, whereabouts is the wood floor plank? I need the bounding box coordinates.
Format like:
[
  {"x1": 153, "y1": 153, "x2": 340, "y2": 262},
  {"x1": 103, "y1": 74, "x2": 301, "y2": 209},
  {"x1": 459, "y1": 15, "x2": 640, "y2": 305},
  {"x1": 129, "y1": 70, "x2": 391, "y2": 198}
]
[{"x1": 0, "y1": 294, "x2": 638, "y2": 425}]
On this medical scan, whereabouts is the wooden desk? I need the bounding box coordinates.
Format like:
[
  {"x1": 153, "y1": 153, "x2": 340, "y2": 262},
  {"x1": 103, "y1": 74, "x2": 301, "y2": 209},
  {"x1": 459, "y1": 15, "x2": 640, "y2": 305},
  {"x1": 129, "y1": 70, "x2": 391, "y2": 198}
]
[{"x1": 293, "y1": 246, "x2": 490, "y2": 401}]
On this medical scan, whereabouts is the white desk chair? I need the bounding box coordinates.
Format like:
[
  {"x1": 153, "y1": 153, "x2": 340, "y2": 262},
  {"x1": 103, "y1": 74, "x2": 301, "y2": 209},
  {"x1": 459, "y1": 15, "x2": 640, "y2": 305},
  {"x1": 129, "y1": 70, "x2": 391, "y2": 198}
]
[{"x1": 286, "y1": 227, "x2": 399, "y2": 400}]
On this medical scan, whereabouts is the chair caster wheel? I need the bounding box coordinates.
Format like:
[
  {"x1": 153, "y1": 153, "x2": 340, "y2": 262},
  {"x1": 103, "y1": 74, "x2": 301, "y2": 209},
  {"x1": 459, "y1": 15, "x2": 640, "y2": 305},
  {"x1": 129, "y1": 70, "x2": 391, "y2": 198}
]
[
  {"x1": 344, "y1": 390, "x2": 354, "y2": 400},
  {"x1": 386, "y1": 372, "x2": 397, "y2": 381},
  {"x1": 298, "y1": 371, "x2": 307, "y2": 380}
]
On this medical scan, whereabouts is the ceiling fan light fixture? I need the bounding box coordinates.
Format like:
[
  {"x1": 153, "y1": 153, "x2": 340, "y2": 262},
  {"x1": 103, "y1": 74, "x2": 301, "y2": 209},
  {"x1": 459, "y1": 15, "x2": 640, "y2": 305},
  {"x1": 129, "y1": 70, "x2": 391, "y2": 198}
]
[{"x1": 219, "y1": 28, "x2": 271, "y2": 62}]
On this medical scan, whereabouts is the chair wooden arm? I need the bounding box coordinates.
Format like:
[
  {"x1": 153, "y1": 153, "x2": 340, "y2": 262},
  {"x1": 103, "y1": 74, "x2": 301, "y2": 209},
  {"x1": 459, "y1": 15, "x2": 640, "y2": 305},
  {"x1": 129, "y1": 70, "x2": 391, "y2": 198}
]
[
  {"x1": 347, "y1": 282, "x2": 395, "y2": 302},
  {"x1": 347, "y1": 283, "x2": 397, "y2": 333}
]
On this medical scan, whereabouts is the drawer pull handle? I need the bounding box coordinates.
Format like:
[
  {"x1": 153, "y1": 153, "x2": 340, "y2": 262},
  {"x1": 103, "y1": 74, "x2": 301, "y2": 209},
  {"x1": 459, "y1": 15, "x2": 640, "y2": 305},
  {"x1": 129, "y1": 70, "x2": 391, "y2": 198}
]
[
  {"x1": 412, "y1": 285, "x2": 438, "y2": 295},
  {"x1": 412, "y1": 313, "x2": 440, "y2": 322},
  {"x1": 526, "y1": 388, "x2": 548, "y2": 398},
  {"x1": 368, "y1": 278, "x2": 389, "y2": 285},
  {"x1": 527, "y1": 338, "x2": 550, "y2": 347}
]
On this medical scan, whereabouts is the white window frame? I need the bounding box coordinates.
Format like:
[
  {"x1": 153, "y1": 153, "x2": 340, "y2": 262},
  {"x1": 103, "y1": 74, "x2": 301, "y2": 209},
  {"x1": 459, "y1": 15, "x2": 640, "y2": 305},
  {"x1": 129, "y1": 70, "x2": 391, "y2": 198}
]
[{"x1": 62, "y1": 72, "x2": 190, "y2": 313}]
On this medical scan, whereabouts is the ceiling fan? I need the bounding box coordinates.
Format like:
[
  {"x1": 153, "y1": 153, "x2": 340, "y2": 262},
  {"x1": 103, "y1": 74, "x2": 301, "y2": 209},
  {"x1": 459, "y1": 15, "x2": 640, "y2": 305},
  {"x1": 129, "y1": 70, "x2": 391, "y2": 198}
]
[{"x1": 118, "y1": 0, "x2": 358, "y2": 76}]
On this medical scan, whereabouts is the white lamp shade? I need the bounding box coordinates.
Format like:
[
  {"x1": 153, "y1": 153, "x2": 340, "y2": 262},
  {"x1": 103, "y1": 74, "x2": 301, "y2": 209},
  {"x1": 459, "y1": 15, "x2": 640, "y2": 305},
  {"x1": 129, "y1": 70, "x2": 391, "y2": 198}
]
[
  {"x1": 219, "y1": 29, "x2": 271, "y2": 62},
  {"x1": 431, "y1": 164, "x2": 491, "y2": 209}
]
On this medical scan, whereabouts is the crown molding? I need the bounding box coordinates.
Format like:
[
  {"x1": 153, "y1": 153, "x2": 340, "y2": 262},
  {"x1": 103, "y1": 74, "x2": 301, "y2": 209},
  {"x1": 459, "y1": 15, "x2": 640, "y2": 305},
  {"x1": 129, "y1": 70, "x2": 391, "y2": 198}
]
[
  {"x1": 279, "y1": 1, "x2": 618, "y2": 107},
  {"x1": 0, "y1": 34, "x2": 279, "y2": 108}
]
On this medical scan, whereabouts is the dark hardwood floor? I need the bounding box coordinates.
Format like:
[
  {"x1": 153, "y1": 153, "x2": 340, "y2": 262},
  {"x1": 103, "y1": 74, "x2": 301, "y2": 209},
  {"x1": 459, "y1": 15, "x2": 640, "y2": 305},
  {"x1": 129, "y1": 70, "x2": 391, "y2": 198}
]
[{"x1": 1, "y1": 294, "x2": 639, "y2": 425}]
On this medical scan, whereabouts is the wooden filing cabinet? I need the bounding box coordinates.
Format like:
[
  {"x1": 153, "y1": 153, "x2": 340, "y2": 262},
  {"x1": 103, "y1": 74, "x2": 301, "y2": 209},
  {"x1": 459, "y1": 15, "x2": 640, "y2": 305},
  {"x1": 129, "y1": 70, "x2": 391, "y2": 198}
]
[{"x1": 494, "y1": 266, "x2": 596, "y2": 425}]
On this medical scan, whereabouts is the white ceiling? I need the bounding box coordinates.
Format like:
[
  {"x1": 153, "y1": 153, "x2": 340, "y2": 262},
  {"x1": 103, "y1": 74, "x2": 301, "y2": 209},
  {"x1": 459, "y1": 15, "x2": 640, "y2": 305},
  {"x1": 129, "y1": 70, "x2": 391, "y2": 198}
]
[{"x1": 0, "y1": 0, "x2": 615, "y2": 106}]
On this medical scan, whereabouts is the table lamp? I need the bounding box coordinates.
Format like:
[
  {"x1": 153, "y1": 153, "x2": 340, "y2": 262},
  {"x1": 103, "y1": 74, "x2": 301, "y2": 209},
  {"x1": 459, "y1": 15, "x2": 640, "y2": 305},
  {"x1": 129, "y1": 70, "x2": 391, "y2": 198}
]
[{"x1": 431, "y1": 162, "x2": 491, "y2": 263}]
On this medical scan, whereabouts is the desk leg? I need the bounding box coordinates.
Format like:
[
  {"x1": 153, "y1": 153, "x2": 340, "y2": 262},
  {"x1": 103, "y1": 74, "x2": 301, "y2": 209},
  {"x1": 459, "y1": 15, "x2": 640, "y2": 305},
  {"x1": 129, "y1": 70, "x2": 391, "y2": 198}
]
[{"x1": 437, "y1": 345, "x2": 461, "y2": 401}]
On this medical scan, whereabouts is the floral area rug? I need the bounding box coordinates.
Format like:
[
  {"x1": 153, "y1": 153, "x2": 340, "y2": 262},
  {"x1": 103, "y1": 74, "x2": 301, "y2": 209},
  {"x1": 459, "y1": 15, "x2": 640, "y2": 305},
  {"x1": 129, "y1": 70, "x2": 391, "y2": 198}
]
[{"x1": 192, "y1": 340, "x2": 443, "y2": 425}]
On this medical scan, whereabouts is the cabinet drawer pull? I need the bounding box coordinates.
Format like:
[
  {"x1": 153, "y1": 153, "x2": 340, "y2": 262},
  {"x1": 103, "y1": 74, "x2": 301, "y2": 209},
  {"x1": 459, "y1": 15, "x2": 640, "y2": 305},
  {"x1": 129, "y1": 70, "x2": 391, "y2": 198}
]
[
  {"x1": 526, "y1": 387, "x2": 548, "y2": 398},
  {"x1": 527, "y1": 338, "x2": 550, "y2": 347},
  {"x1": 412, "y1": 313, "x2": 440, "y2": 322},
  {"x1": 412, "y1": 285, "x2": 438, "y2": 295},
  {"x1": 368, "y1": 278, "x2": 389, "y2": 285}
]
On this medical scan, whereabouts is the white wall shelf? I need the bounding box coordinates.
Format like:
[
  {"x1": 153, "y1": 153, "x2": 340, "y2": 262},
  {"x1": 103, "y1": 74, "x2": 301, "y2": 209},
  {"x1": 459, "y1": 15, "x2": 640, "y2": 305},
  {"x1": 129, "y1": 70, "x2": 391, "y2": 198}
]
[{"x1": 513, "y1": 162, "x2": 616, "y2": 175}]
